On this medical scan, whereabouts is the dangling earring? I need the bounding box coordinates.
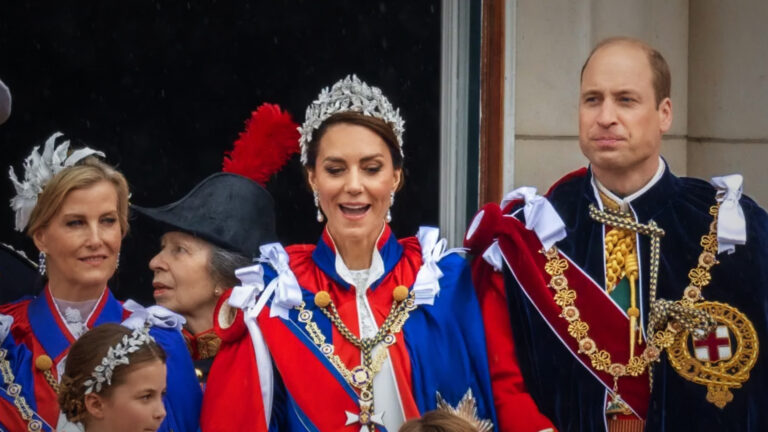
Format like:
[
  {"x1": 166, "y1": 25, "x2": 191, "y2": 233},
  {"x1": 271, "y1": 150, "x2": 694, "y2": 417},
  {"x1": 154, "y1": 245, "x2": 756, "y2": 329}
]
[
  {"x1": 314, "y1": 190, "x2": 324, "y2": 223},
  {"x1": 386, "y1": 191, "x2": 394, "y2": 223},
  {"x1": 38, "y1": 252, "x2": 46, "y2": 276},
  {"x1": 116, "y1": 252, "x2": 120, "y2": 271}
]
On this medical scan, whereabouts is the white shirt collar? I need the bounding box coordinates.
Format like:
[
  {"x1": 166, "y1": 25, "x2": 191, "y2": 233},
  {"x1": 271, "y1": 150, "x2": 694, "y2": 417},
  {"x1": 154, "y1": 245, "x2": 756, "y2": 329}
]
[{"x1": 592, "y1": 157, "x2": 666, "y2": 212}]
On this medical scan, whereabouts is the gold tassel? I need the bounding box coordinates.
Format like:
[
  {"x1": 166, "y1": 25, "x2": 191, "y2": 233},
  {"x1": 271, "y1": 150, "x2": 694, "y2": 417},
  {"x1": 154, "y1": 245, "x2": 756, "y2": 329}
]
[{"x1": 624, "y1": 253, "x2": 642, "y2": 358}]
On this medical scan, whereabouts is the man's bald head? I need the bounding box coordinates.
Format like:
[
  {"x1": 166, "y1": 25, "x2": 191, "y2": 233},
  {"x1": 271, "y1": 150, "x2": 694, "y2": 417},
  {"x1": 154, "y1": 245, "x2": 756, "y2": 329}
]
[{"x1": 581, "y1": 37, "x2": 671, "y2": 106}]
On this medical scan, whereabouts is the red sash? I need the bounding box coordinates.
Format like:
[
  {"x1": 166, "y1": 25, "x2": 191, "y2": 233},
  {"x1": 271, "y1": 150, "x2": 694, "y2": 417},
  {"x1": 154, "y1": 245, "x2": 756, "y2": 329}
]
[{"x1": 493, "y1": 213, "x2": 650, "y2": 419}]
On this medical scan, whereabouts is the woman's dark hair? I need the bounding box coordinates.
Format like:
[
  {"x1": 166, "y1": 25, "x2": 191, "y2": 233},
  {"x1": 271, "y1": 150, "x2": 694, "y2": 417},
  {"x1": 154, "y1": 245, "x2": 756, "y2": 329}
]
[
  {"x1": 58, "y1": 323, "x2": 166, "y2": 424},
  {"x1": 304, "y1": 112, "x2": 404, "y2": 183}
]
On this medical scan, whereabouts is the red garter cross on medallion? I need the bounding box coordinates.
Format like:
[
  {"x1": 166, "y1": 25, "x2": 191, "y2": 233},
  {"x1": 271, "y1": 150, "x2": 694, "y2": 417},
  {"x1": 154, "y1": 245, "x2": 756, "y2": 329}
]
[{"x1": 693, "y1": 325, "x2": 732, "y2": 363}]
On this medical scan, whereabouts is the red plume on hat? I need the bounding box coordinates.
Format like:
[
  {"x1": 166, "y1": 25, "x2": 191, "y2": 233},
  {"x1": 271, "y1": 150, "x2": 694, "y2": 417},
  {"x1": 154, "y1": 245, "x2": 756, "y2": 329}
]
[{"x1": 222, "y1": 103, "x2": 300, "y2": 185}]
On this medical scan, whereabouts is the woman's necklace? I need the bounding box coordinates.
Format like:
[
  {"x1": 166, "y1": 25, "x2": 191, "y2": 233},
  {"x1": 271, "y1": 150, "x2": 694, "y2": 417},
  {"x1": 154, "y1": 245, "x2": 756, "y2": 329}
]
[{"x1": 295, "y1": 285, "x2": 415, "y2": 431}]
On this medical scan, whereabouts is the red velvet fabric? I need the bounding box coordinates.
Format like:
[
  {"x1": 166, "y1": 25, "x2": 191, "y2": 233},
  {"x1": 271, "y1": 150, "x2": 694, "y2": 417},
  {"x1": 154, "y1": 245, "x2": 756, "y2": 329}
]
[{"x1": 472, "y1": 258, "x2": 559, "y2": 432}]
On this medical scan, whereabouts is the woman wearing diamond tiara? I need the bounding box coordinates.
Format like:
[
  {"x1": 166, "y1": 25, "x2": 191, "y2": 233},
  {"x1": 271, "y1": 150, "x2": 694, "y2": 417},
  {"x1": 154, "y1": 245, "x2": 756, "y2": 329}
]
[
  {"x1": 0, "y1": 133, "x2": 201, "y2": 431},
  {"x1": 202, "y1": 75, "x2": 496, "y2": 431},
  {"x1": 57, "y1": 323, "x2": 167, "y2": 432}
]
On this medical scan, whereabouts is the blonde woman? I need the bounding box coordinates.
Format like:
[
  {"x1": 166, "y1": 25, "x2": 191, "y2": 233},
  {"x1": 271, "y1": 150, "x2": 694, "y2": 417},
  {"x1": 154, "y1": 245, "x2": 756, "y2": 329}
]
[{"x1": 0, "y1": 133, "x2": 201, "y2": 431}]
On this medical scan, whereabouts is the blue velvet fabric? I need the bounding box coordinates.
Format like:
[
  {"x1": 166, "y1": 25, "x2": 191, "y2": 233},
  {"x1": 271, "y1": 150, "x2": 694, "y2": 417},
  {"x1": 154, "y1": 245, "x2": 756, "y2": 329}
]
[
  {"x1": 504, "y1": 167, "x2": 768, "y2": 431},
  {"x1": 148, "y1": 326, "x2": 203, "y2": 432},
  {"x1": 402, "y1": 252, "x2": 497, "y2": 423}
]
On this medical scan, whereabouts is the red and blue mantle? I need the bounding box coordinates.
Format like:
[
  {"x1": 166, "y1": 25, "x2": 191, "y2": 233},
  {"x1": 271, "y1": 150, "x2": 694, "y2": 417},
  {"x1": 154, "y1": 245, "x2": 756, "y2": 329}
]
[
  {"x1": 0, "y1": 287, "x2": 202, "y2": 432},
  {"x1": 206, "y1": 226, "x2": 497, "y2": 431}
]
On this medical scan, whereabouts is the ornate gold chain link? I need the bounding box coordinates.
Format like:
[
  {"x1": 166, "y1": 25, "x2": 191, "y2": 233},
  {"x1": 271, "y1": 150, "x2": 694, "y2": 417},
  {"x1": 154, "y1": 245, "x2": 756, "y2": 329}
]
[
  {"x1": 42, "y1": 370, "x2": 59, "y2": 395},
  {"x1": 295, "y1": 287, "x2": 417, "y2": 417},
  {"x1": 540, "y1": 204, "x2": 721, "y2": 404},
  {"x1": 0, "y1": 348, "x2": 47, "y2": 431}
]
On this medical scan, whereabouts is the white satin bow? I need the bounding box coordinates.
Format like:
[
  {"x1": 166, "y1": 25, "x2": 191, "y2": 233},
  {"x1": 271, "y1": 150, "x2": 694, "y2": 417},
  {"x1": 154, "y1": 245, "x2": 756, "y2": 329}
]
[
  {"x1": 228, "y1": 255, "x2": 277, "y2": 428},
  {"x1": 229, "y1": 264, "x2": 265, "y2": 315},
  {"x1": 711, "y1": 174, "x2": 747, "y2": 254},
  {"x1": 412, "y1": 227, "x2": 464, "y2": 306},
  {"x1": 122, "y1": 300, "x2": 186, "y2": 331},
  {"x1": 482, "y1": 240, "x2": 504, "y2": 271},
  {"x1": 500, "y1": 186, "x2": 566, "y2": 250},
  {"x1": 230, "y1": 243, "x2": 303, "y2": 320}
]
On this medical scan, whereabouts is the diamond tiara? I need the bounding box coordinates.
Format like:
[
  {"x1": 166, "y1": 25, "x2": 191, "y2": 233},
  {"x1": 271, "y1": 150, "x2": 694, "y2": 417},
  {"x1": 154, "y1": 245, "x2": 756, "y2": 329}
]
[
  {"x1": 298, "y1": 75, "x2": 405, "y2": 165},
  {"x1": 83, "y1": 325, "x2": 155, "y2": 395}
]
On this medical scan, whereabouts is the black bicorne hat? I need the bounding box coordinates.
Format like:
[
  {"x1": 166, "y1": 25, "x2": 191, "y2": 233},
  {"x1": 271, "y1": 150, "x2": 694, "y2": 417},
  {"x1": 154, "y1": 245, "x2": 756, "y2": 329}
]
[
  {"x1": 132, "y1": 173, "x2": 278, "y2": 259},
  {"x1": 134, "y1": 103, "x2": 300, "y2": 259}
]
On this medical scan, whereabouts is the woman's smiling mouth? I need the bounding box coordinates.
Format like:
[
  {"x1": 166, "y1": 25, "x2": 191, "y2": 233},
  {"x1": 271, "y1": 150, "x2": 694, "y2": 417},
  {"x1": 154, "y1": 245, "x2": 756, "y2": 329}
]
[
  {"x1": 339, "y1": 203, "x2": 371, "y2": 218},
  {"x1": 78, "y1": 255, "x2": 107, "y2": 265}
]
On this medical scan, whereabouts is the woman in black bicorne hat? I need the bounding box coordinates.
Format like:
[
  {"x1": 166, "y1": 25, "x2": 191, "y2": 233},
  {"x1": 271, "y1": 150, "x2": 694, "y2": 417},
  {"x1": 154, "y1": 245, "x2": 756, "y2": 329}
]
[{"x1": 133, "y1": 104, "x2": 298, "y2": 386}]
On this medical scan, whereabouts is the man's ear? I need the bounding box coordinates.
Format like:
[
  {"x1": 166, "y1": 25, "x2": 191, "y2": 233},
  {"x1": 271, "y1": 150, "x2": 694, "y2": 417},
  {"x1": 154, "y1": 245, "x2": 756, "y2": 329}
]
[
  {"x1": 658, "y1": 97, "x2": 673, "y2": 133},
  {"x1": 84, "y1": 393, "x2": 107, "y2": 420}
]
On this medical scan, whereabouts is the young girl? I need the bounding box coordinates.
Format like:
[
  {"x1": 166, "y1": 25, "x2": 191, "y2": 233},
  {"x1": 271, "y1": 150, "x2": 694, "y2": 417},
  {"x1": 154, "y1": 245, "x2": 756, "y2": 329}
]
[{"x1": 58, "y1": 323, "x2": 167, "y2": 432}]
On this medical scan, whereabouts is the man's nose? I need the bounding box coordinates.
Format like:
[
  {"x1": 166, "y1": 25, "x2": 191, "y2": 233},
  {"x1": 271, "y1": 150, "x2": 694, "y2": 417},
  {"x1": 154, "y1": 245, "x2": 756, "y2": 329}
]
[{"x1": 596, "y1": 101, "x2": 617, "y2": 127}]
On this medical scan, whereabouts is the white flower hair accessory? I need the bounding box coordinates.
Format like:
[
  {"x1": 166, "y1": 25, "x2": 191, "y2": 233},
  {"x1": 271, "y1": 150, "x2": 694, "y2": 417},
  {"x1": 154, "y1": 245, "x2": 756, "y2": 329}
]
[
  {"x1": 299, "y1": 74, "x2": 405, "y2": 165},
  {"x1": 83, "y1": 325, "x2": 155, "y2": 395},
  {"x1": 8, "y1": 132, "x2": 105, "y2": 232}
]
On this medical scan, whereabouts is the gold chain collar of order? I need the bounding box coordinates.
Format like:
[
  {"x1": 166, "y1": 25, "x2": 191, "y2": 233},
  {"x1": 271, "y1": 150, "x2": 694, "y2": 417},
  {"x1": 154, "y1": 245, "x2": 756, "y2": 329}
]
[
  {"x1": 33, "y1": 354, "x2": 59, "y2": 395},
  {"x1": 295, "y1": 285, "x2": 416, "y2": 430},
  {"x1": 0, "y1": 348, "x2": 49, "y2": 431},
  {"x1": 663, "y1": 204, "x2": 759, "y2": 408},
  {"x1": 540, "y1": 203, "x2": 723, "y2": 412}
]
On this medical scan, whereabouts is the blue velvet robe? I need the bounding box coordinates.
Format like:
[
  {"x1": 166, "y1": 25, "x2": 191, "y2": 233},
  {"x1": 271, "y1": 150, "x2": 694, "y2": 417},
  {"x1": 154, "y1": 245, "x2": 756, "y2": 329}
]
[{"x1": 502, "y1": 167, "x2": 768, "y2": 431}]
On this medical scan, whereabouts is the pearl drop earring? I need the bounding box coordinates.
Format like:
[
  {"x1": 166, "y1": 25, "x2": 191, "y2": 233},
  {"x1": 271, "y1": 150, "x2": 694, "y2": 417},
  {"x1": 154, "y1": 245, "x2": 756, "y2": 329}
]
[
  {"x1": 386, "y1": 191, "x2": 394, "y2": 223},
  {"x1": 314, "y1": 190, "x2": 324, "y2": 223}
]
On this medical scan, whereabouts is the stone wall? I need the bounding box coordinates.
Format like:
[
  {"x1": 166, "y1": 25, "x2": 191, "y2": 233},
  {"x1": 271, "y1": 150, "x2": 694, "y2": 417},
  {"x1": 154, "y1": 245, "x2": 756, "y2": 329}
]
[{"x1": 510, "y1": 0, "x2": 767, "y2": 205}]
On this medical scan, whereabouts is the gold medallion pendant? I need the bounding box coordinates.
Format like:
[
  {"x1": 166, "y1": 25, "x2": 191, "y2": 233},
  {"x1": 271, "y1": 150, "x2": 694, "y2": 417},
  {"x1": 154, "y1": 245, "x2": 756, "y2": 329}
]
[
  {"x1": 660, "y1": 202, "x2": 760, "y2": 408},
  {"x1": 297, "y1": 286, "x2": 417, "y2": 431},
  {"x1": 667, "y1": 301, "x2": 759, "y2": 408},
  {"x1": 591, "y1": 201, "x2": 761, "y2": 410}
]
